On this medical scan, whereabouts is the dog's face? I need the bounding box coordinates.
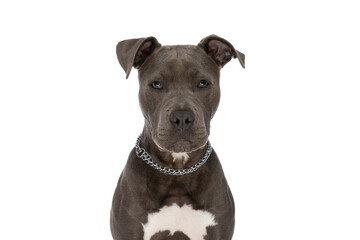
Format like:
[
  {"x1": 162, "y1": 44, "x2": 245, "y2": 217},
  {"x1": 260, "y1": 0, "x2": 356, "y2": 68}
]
[
  {"x1": 116, "y1": 35, "x2": 245, "y2": 153},
  {"x1": 138, "y1": 46, "x2": 220, "y2": 153}
]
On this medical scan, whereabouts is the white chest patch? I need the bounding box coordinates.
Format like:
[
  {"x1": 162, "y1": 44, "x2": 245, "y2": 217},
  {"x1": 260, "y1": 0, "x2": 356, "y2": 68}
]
[
  {"x1": 171, "y1": 152, "x2": 190, "y2": 163},
  {"x1": 142, "y1": 204, "x2": 217, "y2": 240}
]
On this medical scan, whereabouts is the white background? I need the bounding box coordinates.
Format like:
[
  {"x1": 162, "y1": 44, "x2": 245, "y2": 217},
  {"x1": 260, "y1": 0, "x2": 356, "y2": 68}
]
[{"x1": 0, "y1": 0, "x2": 359, "y2": 239}]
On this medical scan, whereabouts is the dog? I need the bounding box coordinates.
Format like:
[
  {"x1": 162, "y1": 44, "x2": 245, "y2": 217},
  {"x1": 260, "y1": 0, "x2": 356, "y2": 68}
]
[{"x1": 111, "y1": 35, "x2": 245, "y2": 240}]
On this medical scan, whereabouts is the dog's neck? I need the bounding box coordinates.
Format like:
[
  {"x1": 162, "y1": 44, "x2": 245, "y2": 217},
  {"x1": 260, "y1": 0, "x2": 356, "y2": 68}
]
[{"x1": 139, "y1": 128, "x2": 208, "y2": 169}]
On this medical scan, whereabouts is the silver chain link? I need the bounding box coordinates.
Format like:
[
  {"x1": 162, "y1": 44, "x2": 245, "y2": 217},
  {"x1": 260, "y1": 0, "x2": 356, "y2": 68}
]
[{"x1": 134, "y1": 134, "x2": 212, "y2": 176}]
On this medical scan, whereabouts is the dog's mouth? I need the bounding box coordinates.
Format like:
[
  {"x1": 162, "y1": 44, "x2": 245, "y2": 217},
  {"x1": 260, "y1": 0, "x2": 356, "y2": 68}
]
[
  {"x1": 154, "y1": 136, "x2": 208, "y2": 153},
  {"x1": 152, "y1": 119, "x2": 209, "y2": 153}
]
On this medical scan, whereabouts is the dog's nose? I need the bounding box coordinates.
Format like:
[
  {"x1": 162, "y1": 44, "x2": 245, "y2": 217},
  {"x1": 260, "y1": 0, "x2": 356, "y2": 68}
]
[{"x1": 169, "y1": 110, "x2": 195, "y2": 131}]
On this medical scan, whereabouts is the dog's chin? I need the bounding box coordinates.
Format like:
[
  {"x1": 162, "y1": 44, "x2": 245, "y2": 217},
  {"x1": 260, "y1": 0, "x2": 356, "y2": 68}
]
[
  {"x1": 155, "y1": 138, "x2": 207, "y2": 153},
  {"x1": 168, "y1": 139, "x2": 193, "y2": 153}
]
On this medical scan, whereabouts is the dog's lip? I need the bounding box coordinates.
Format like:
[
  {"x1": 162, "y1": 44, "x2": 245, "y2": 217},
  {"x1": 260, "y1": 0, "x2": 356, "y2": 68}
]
[
  {"x1": 153, "y1": 138, "x2": 191, "y2": 151},
  {"x1": 171, "y1": 138, "x2": 192, "y2": 145},
  {"x1": 155, "y1": 137, "x2": 208, "y2": 153}
]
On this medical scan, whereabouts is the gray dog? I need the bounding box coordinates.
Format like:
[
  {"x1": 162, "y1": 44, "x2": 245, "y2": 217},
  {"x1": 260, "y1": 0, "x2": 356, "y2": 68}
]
[{"x1": 111, "y1": 35, "x2": 245, "y2": 240}]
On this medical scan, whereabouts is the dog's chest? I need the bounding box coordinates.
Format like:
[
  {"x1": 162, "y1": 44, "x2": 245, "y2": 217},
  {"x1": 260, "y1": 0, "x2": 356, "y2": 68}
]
[{"x1": 142, "y1": 203, "x2": 217, "y2": 240}]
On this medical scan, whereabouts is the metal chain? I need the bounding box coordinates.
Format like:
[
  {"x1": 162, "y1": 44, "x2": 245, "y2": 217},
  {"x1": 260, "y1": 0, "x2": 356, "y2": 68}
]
[{"x1": 134, "y1": 134, "x2": 212, "y2": 176}]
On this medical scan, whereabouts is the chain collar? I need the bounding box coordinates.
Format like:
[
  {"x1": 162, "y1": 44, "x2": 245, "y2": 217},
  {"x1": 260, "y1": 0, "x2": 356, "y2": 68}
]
[{"x1": 134, "y1": 134, "x2": 212, "y2": 176}]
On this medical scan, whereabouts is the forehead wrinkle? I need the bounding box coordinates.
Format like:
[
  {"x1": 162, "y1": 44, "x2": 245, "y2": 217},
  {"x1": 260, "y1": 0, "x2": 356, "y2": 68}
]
[
  {"x1": 157, "y1": 45, "x2": 200, "y2": 62},
  {"x1": 139, "y1": 45, "x2": 219, "y2": 80}
]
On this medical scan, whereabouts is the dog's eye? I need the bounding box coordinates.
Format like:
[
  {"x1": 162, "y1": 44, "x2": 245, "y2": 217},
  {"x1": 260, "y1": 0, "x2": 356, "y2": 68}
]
[
  {"x1": 197, "y1": 80, "x2": 209, "y2": 88},
  {"x1": 151, "y1": 81, "x2": 163, "y2": 89}
]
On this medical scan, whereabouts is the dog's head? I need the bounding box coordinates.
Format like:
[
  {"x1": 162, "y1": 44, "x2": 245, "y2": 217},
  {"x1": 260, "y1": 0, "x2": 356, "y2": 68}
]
[{"x1": 116, "y1": 35, "x2": 245, "y2": 153}]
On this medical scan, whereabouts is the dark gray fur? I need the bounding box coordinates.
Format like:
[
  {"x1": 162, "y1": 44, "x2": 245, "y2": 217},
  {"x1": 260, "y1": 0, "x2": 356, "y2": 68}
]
[{"x1": 111, "y1": 35, "x2": 245, "y2": 240}]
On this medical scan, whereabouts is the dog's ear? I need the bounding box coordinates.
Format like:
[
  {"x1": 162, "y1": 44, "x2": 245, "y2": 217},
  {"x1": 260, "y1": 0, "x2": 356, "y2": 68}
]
[
  {"x1": 116, "y1": 37, "x2": 161, "y2": 79},
  {"x1": 198, "y1": 35, "x2": 245, "y2": 68}
]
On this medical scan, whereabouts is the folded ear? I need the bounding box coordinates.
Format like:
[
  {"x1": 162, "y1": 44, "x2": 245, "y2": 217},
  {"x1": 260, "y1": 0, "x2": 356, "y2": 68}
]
[
  {"x1": 198, "y1": 35, "x2": 245, "y2": 68},
  {"x1": 116, "y1": 37, "x2": 161, "y2": 79}
]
